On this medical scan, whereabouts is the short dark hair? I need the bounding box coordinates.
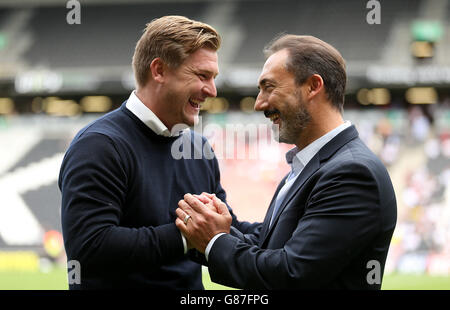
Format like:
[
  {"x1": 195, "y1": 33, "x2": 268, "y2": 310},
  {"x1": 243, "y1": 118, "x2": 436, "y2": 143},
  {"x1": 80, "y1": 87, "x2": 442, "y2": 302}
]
[{"x1": 264, "y1": 34, "x2": 347, "y2": 112}]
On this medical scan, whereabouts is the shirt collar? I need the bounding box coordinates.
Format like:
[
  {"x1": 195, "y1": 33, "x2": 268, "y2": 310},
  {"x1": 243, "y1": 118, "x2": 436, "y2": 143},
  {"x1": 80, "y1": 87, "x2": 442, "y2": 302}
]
[
  {"x1": 125, "y1": 90, "x2": 185, "y2": 137},
  {"x1": 286, "y1": 121, "x2": 352, "y2": 173}
]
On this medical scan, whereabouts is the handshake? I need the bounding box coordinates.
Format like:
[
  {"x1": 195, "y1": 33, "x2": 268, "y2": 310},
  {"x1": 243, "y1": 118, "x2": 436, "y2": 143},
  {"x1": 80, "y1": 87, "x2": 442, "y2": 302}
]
[{"x1": 175, "y1": 193, "x2": 232, "y2": 254}]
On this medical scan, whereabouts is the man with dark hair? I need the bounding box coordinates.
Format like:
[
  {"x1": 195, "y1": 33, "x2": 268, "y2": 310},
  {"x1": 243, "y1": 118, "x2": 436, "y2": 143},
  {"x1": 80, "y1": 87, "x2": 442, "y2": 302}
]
[
  {"x1": 176, "y1": 34, "x2": 397, "y2": 289},
  {"x1": 263, "y1": 34, "x2": 347, "y2": 113},
  {"x1": 59, "y1": 15, "x2": 255, "y2": 289}
]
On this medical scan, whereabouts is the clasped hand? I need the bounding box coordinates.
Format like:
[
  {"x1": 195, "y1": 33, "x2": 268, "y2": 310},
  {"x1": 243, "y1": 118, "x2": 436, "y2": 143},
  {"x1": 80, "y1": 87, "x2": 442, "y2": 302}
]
[{"x1": 175, "y1": 193, "x2": 232, "y2": 253}]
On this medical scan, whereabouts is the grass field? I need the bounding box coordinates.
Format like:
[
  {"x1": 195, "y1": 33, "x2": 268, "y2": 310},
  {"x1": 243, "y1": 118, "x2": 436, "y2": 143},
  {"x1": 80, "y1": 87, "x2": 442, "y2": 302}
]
[{"x1": 0, "y1": 267, "x2": 449, "y2": 290}]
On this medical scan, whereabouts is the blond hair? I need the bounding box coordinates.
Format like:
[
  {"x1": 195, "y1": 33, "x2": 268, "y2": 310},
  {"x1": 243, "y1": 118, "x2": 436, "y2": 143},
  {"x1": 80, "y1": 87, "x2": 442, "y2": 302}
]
[{"x1": 132, "y1": 15, "x2": 221, "y2": 88}]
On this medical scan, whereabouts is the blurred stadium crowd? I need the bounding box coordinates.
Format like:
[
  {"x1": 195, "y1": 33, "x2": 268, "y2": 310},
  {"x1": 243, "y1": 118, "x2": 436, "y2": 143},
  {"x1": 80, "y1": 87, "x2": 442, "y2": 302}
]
[{"x1": 0, "y1": 0, "x2": 449, "y2": 279}]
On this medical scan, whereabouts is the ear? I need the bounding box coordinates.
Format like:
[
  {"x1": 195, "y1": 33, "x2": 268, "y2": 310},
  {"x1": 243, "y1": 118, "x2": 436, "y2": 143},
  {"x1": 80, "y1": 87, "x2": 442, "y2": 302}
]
[
  {"x1": 305, "y1": 74, "x2": 324, "y2": 100},
  {"x1": 149, "y1": 58, "x2": 167, "y2": 83}
]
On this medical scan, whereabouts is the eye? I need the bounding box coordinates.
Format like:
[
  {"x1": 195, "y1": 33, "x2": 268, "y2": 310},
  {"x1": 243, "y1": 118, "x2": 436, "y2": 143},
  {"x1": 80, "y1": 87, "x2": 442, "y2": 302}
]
[
  {"x1": 198, "y1": 73, "x2": 207, "y2": 80},
  {"x1": 265, "y1": 84, "x2": 274, "y2": 92}
]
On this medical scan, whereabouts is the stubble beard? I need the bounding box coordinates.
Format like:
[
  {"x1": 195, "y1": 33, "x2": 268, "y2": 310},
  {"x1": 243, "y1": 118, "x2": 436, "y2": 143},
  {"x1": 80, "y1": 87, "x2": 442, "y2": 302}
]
[
  {"x1": 163, "y1": 87, "x2": 198, "y2": 129},
  {"x1": 276, "y1": 100, "x2": 311, "y2": 145}
]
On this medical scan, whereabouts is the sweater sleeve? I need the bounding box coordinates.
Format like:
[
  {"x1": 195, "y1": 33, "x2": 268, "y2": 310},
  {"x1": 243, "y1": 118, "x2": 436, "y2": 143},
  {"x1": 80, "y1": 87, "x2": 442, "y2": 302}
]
[{"x1": 58, "y1": 132, "x2": 184, "y2": 273}]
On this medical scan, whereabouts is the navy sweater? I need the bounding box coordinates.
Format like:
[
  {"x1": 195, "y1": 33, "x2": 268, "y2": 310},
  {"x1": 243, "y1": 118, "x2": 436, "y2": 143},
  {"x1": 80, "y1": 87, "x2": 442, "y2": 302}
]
[{"x1": 58, "y1": 102, "x2": 255, "y2": 289}]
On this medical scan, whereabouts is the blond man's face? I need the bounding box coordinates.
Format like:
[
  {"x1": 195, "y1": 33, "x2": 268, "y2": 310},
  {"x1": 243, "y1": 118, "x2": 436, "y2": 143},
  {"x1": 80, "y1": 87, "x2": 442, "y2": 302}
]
[{"x1": 161, "y1": 48, "x2": 219, "y2": 129}]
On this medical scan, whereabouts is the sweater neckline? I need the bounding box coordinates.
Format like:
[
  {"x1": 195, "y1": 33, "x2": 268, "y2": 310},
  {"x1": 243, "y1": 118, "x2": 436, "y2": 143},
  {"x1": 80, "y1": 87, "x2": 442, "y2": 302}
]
[{"x1": 120, "y1": 102, "x2": 182, "y2": 142}]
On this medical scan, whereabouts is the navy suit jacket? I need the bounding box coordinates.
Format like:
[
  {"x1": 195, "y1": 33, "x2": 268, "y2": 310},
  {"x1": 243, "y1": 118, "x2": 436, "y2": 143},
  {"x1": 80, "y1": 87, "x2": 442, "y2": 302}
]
[{"x1": 207, "y1": 125, "x2": 397, "y2": 289}]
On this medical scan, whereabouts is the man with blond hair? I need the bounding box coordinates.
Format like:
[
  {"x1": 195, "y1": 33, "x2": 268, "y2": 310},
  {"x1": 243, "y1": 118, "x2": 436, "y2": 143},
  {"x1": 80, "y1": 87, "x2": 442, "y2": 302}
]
[{"x1": 59, "y1": 15, "x2": 256, "y2": 289}]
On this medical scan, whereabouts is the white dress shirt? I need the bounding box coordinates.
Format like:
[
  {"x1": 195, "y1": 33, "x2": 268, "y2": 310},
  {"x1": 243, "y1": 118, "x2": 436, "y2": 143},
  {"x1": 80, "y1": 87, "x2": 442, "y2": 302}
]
[
  {"x1": 125, "y1": 91, "x2": 188, "y2": 253},
  {"x1": 126, "y1": 90, "x2": 186, "y2": 137},
  {"x1": 204, "y1": 121, "x2": 352, "y2": 261}
]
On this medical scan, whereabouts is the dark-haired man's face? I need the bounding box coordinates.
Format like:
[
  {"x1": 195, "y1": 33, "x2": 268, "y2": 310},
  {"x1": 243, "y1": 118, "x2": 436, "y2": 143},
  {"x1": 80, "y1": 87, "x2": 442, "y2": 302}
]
[{"x1": 255, "y1": 49, "x2": 311, "y2": 145}]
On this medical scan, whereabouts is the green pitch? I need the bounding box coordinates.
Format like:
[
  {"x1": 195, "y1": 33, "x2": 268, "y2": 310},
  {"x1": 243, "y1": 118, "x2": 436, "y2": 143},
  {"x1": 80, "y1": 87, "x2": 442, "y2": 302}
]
[
  {"x1": 0, "y1": 267, "x2": 448, "y2": 290},
  {"x1": 203, "y1": 269, "x2": 450, "y2": 290}
]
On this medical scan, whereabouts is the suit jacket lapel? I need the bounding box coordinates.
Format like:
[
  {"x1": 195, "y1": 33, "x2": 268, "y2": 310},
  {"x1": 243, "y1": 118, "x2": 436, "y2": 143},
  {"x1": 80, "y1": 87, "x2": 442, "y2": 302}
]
[
  {"x1": 258, "y1": 174, "x2": 289, "y2": 246},
  {"x1": 260, "y1": 156, "x2": 320, "y2": 245},
  {"x1": 260, "y1": 125, "x2": 360, "y2": 246}
]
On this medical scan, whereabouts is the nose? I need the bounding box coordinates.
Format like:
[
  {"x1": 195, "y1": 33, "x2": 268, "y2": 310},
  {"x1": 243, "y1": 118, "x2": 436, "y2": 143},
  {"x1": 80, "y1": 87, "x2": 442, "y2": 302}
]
[
  {"x1": 203, "y1": 78, "x2": 217, "y2": 98},
  {"x1": 254, "y1": 92, "x2": 268, "y2": 111}
]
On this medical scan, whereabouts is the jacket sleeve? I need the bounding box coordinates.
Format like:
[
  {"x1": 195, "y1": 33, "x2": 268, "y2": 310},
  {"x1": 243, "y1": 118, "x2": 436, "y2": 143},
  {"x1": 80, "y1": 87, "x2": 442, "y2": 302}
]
[
  {"x1": 59, "y1": 133, "x2": 184, "y2": 273},
  {"x1": 208, "y1": 161, "x2": 382, "y2": 289}
]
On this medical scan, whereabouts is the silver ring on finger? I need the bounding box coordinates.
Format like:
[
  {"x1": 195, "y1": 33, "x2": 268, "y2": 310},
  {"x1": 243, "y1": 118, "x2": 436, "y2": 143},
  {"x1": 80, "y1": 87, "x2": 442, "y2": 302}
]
[{"x1": 183, "y1": 214, "x2": 191, "y2": 225}]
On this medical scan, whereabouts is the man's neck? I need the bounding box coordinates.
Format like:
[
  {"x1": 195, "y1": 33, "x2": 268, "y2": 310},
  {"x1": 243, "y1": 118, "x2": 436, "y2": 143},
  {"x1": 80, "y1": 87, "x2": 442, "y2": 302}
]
[
  {"x1": 295, "y1": 112, "x2": 344, "y2": 151},
  {"x1": 135, "y1": 87, "x2": 173, "y2": 130},
  {"x1": 135, "y1": 87, "x2": 155, "y2": 111}
]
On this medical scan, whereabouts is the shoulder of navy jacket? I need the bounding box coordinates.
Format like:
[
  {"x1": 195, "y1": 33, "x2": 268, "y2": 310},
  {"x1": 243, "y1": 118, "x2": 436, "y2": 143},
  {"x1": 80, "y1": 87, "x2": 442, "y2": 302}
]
[{"x1": 318, "y1": 125, "x2": 359, "y2": 163}]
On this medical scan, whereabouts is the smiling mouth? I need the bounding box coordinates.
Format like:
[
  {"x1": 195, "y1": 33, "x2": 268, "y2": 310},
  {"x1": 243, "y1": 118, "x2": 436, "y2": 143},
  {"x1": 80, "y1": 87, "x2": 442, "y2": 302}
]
[
  {"x1": 189, "y1": 98, "x2": 204, "y2": 109},
  {"x1": 269, "y1": 114, "x2": 280, "y2": 123},
  {"x1": 264, "y1": 110, "x2": 281, "y2": 123}
]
